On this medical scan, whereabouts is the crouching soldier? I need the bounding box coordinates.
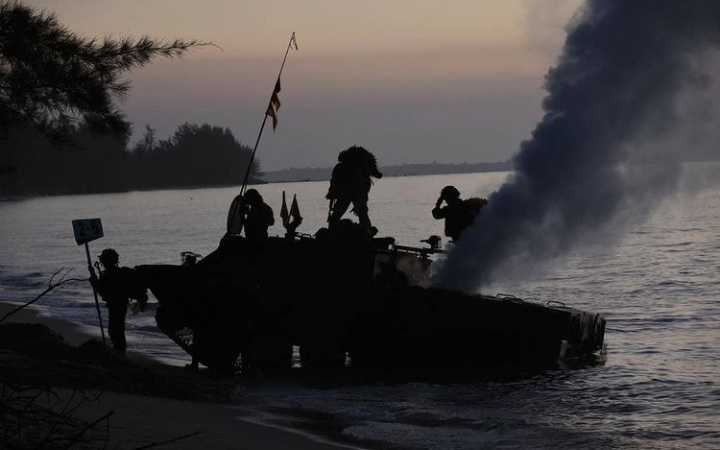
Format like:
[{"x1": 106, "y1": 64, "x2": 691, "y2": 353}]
[
  {"x1": 90, "y1": 248, "x2": 147, "y2": 354},
  {"x1": 226, "y1": 188, "x2": 275, "y2": 242}
]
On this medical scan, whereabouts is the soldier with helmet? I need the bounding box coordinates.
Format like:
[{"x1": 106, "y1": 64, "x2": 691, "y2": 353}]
[
  {"x1": 226, "y1": 188, "x2": 275, "y2": 242},
  {"x1": 90, "y1": 248, "x2": 147, "y2": 354},
  {"x1": 326, "y1": 145, "x2": 383, "y2": 233},
  {"x1": 432, "y1": 185, "x2": 487, "y2": 241}
]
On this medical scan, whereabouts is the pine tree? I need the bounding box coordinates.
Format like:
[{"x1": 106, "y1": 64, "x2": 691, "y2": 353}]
[{"x1": 0, "y1": 1, "x2": 205, "y2": 141}]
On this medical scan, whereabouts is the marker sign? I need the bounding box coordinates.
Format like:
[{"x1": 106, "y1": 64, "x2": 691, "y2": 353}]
[{"x1": 72, "y1": 218, "x2": 104, "y2": 245}]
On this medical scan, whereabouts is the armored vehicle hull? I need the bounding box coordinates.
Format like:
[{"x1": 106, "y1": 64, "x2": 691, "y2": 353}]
[{"x1": 136, "y1": 234, "x2": 605, "y2": 373}]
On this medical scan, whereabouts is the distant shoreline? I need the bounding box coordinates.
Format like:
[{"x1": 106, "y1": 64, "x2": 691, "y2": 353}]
[
  {"x1": 262, "y1": 161, "x2": 513, "y2": 184},
  {"x1": 5, "y1": 159, "x2": 714, "y2": 200},
  {"x1": 0, "y1": 164, "x2": 511, "y2": 200},
  {"x1": 0, "y1": 178, "x2": 266, "y2": 201},
  {"x1": 262, "y1": 158, "x2": 720, "y2": 184}
]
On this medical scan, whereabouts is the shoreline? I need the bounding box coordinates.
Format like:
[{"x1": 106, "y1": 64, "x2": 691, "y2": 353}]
[
  {"x1": 4, "y1": 160, "x2": 717, "y2": 201},
  {"x1": 0, "y1": 301, "x2": 368, "y2": 450},
  {"x1": 0, "y1": 178, "x2": 266, "y2": 201},
  {"x1": 0, "y1": 167, "x2": 512, "y2": 200},
  {"x1": 0, "y1": 300, "x2": 99, "y2": 346}
]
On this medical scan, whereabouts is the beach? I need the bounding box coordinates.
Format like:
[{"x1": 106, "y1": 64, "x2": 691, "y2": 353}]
[{"x1": 0, "y1": 301, "x2": 361, "y2": 450}]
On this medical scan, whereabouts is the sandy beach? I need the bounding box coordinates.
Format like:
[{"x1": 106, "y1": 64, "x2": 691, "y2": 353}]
[{"x1": 0, "y1": 301, "x2": 361, "y2": 450}]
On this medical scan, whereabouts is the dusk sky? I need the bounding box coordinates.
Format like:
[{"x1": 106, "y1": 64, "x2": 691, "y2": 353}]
[{"x1": 29, "y1": 0, "x2": 581, "y2": 170}]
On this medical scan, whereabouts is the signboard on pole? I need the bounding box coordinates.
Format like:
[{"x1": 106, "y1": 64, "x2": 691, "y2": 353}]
[
  {"x1": 72, "y1": 218, "x2": 103, "y2": 245},
  {"x1": 71, "y1": 217, "x2": 106, "y2": 345}
]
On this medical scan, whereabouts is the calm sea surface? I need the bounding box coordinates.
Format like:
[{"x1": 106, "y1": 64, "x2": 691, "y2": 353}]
[{"x1": 1, "y1": 168, "x2": 718, "y2": 449}]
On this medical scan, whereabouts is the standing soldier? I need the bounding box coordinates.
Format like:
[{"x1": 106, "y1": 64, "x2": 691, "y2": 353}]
[
  {"x1": 326, "y1": 145, "x2": 383, "y2": 233},
  {"x1": 90, "y1": 249, "x2": 147, "y2": 354}
]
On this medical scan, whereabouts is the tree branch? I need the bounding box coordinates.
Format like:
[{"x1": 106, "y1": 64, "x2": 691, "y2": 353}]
[{"x1": 0, "y1": 268, "x2": 85, "y2": 323}]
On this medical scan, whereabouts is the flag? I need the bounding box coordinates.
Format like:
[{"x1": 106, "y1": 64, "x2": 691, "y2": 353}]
[
  {"x1": 290, "y1": 194, "x2": 302, "y2": 222},
  {"x1": 266, "y1": 78, "x2": 282, "y2": 130},
  {"x1": 265, "y1": 34, "x2": 298, "y2": 131},
  {"x1": 280, "y1": 191, "x2": 290, "y2": 228}
]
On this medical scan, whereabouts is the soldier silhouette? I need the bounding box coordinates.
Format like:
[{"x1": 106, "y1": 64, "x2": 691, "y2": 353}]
[
  {"x1": 227, "y1": 189, "x2": 275, "y2": 242},
  {"x1": 90, "y1": 249, "x2": 147, "y2": 354},
  {"x1": 326, "y1": 145, "x2": 382, "y2": 233},
  {"x1": 432, "y1": 186, "x2": 487, "y2": 241}
]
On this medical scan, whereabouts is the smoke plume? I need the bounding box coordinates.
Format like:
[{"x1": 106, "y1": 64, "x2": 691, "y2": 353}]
[{"x1": 435, "y1": 0, "x2": 720, "y2": 291}]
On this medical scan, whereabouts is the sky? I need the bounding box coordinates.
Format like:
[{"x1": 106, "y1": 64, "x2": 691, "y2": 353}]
[{"x1": 28, "y1": 0, "x2": 582, "y2": 170}]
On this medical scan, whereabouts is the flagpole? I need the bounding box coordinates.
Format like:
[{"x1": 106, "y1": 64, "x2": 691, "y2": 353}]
[{"x1": 239, "y1": 32, "x2": 297, "y2": 197}]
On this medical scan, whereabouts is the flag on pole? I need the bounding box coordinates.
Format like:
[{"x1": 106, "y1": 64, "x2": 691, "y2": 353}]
[
  {"x1": 240, "y1": 32, "x2": 299, "y2": 196},
  {"x1": 290, "y1": 194, "x2": 302, "y2": 222},
  {"x1": 266, "y1": 79, "x2": 282, "y2": 130},
  {"x1": 265, "y1": 34, "x2": 298, "y2": 131},
  {"x1": 280, "y1": 191, "x2": 290, "y2": 228}
]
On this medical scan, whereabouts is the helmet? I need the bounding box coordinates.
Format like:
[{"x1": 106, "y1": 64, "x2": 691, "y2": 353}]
[
  {"x1": 440, "y1": 185, "x2": 460, "y2": 200},
  {"x1": 243, "y1": 189, "x2": 262, "y2": 206},
  {"x1": 99, "y1": 248, "x2": 119, "y2": 266}
]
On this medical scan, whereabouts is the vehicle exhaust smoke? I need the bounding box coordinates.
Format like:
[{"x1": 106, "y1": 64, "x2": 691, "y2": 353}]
[{"x1": 435, "y1": 0, "x2": 720, "y2": 291}]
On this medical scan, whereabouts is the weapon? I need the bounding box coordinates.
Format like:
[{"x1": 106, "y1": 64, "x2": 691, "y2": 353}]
[{"x1": 327, "y1": 198, "x2": 335, "y2": 223}]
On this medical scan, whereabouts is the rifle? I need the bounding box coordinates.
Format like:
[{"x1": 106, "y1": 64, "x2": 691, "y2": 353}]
[{"x1": 327, "y1": 198, "x2": 335, "y2": 224}]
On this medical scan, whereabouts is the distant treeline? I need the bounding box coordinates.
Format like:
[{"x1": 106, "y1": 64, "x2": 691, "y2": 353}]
[
  {"x1": 0, "y1": 123, "x2": 261, "y2": 196},
  {"x1": 263, "y1": 161, "x2": 513, "y2": 183}
]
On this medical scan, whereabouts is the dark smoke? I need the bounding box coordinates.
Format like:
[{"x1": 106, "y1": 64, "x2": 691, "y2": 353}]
[{"x1": 435, "y1": 0, "x2": 720, "y2": 291}]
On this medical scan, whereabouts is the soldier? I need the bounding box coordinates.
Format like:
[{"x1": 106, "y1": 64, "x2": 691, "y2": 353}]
[
  {"x1": 432, "y1": 186, "x2": 487, "y2": 241},
  {"x1": 326, "y1": 145, "x2": 383, "y2": 233},
  {"x1": 90, "y1": 249, "x2": 147, "y2": 354},
  {"x1": 227, "y1": 188, "x2": 275, "y2": 242}
]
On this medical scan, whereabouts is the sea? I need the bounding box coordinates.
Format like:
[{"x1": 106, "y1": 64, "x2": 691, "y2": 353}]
[{"x1": 1, "y1": 167, "x2": 718, "y2": 450}]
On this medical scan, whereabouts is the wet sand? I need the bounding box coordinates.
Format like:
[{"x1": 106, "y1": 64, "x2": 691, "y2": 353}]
[
  {"x1": 0, "y1": 301, "x2": 361, "y2": 450},
  {"x1": 68, "y1": 390, "x2": 363, "y2": 450},
  {"x1": 0, "y1": 300, "x2": 97, "y2": 346}
]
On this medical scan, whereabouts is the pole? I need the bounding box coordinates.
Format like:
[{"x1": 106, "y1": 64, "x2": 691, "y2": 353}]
[
  {"x1": 239, "y1": 32, "x2": 297, "y2": 197},
  {"x1": 239, "y1": 116, "x2": 269, "y2": 198},
  {"x1": 85, "y1": 242, "x2": 106, "y2": 345}
]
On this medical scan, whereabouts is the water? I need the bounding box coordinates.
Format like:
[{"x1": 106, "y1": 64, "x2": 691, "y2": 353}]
[{"x1": 1, "y1": 167, "x2": 718, "y2": 449}]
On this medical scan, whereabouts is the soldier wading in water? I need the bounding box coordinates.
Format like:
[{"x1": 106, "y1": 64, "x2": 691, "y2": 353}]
[{"x1": 326, "y1": 145, "x2": 383, "y2": 234}]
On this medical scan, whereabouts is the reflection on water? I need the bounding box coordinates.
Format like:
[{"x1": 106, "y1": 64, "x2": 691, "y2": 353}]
[{"x1": 1, "y1": 166, "x2": 719, "y2": 449}]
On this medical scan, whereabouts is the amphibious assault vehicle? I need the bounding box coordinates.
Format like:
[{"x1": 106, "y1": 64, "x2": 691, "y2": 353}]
[{"x1": 136, "y1": 224, "x2": 606, "y2": 374}]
